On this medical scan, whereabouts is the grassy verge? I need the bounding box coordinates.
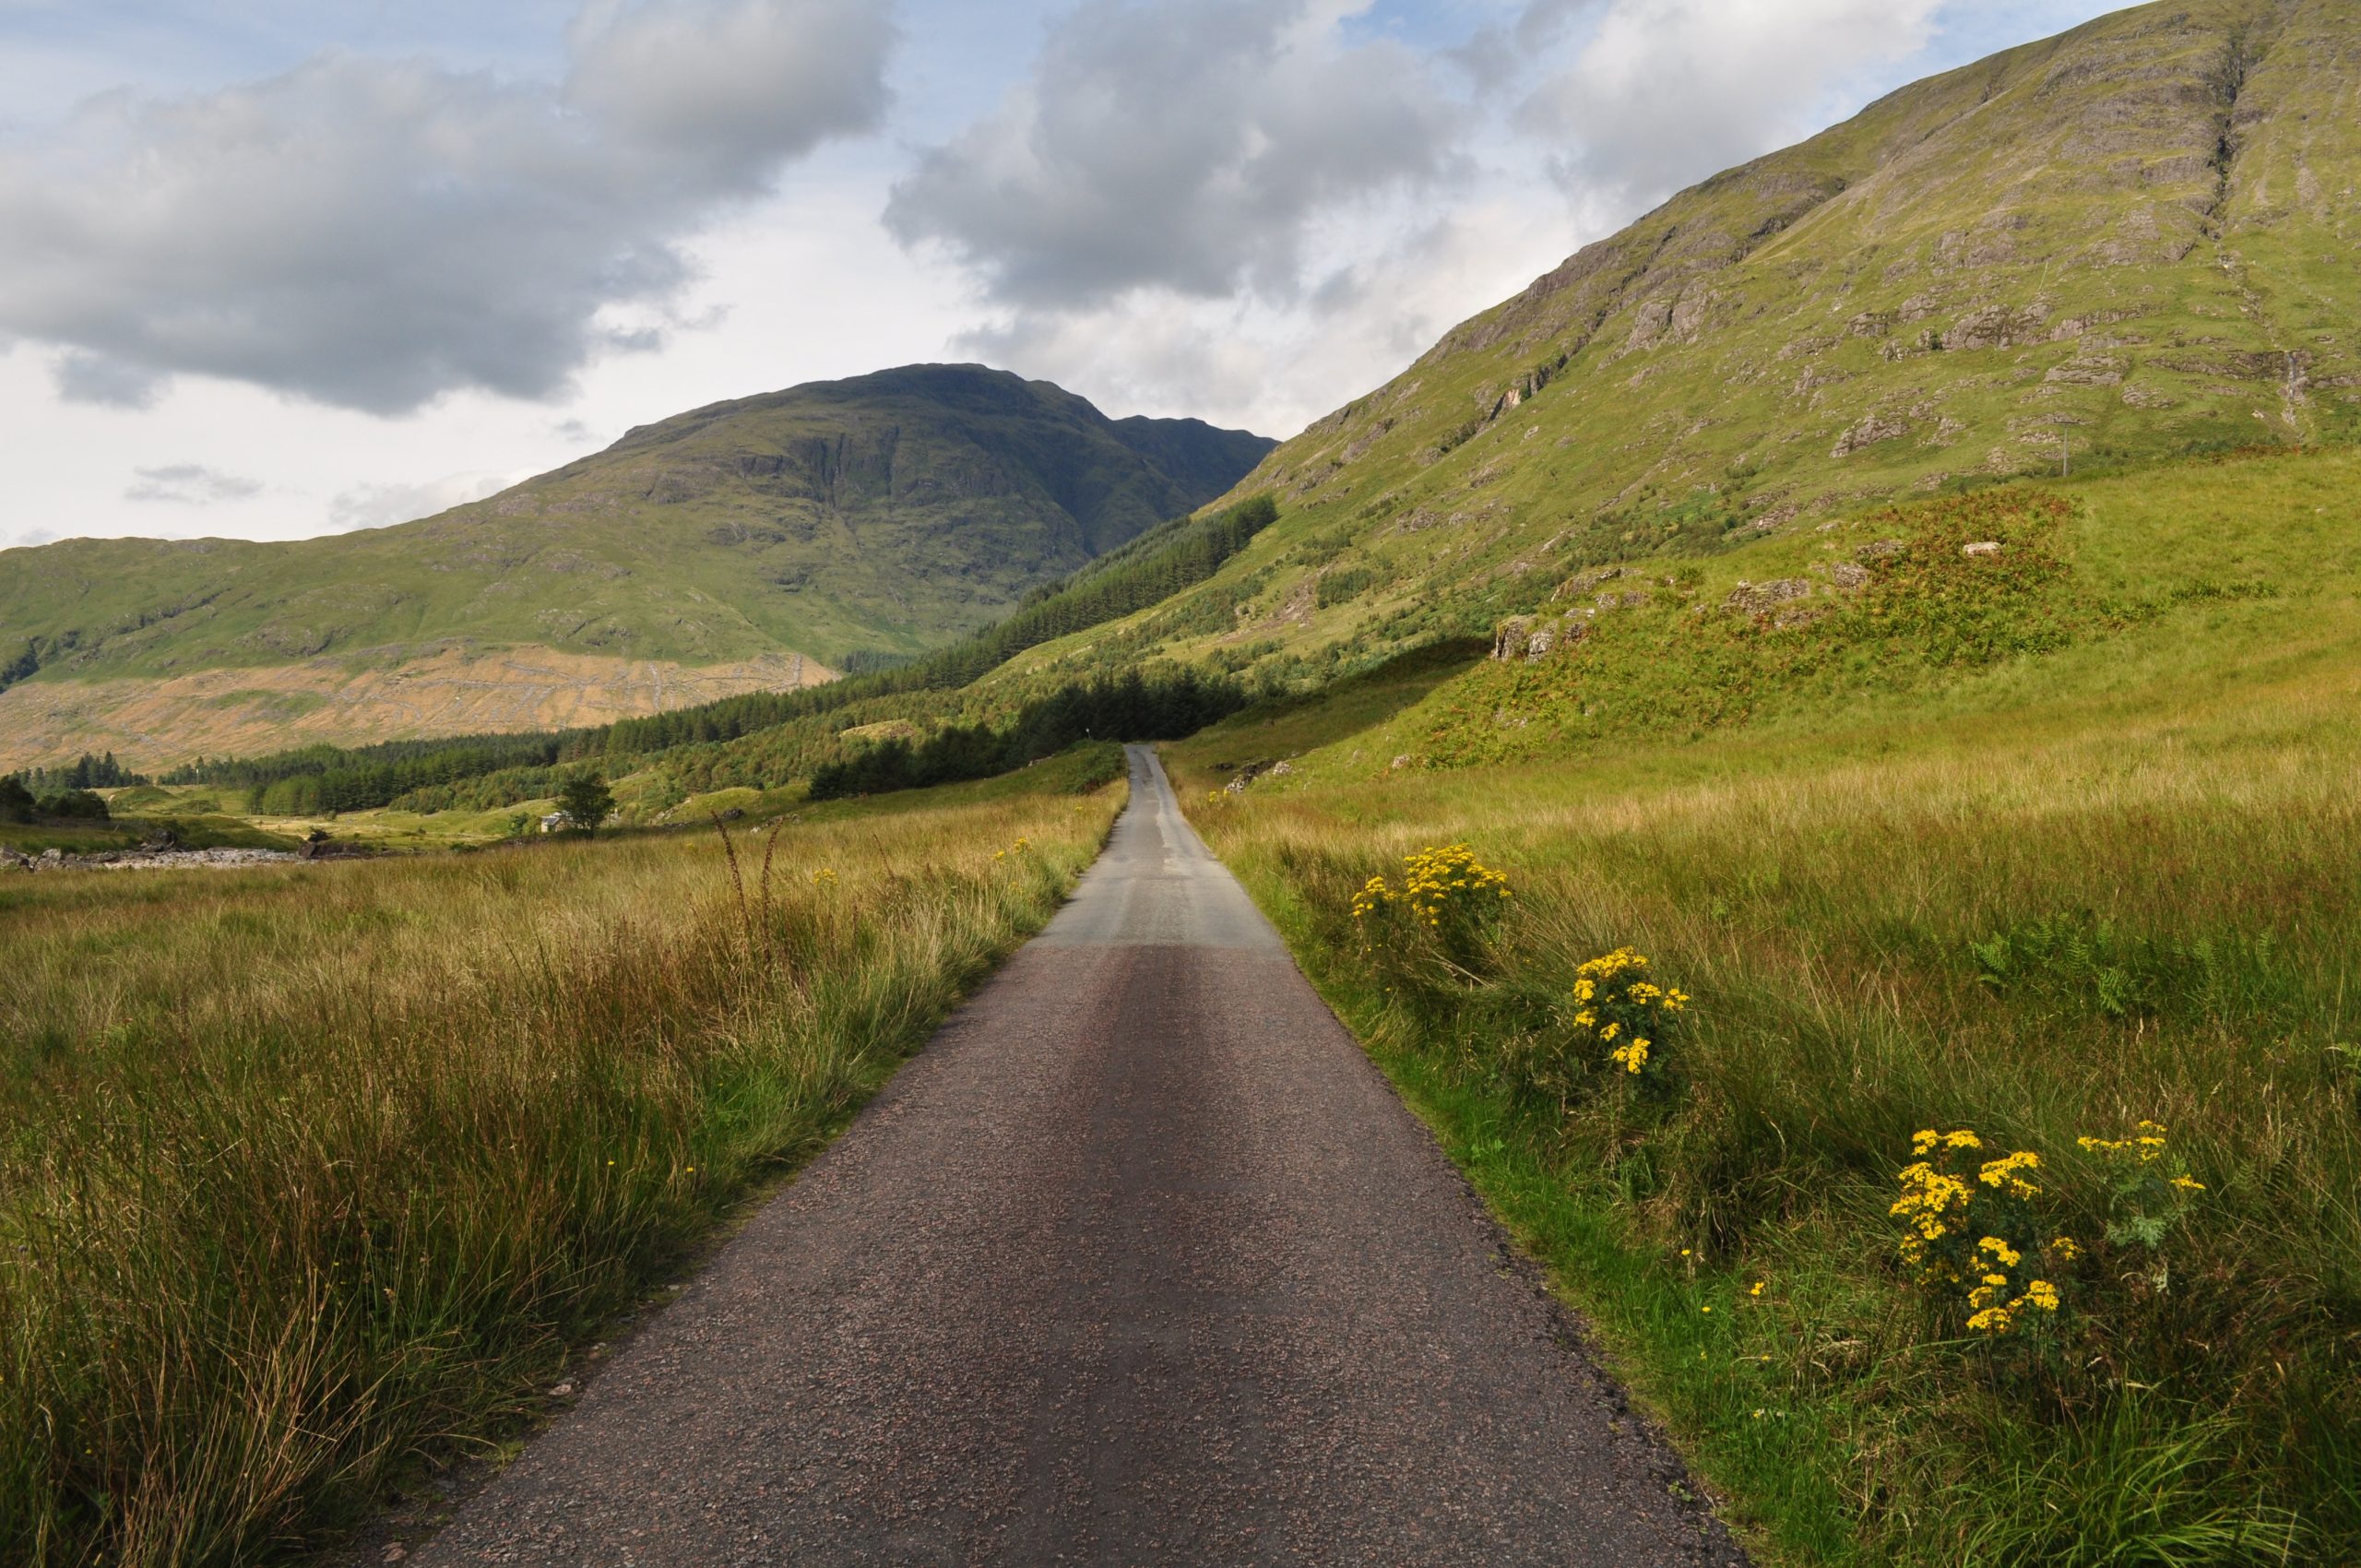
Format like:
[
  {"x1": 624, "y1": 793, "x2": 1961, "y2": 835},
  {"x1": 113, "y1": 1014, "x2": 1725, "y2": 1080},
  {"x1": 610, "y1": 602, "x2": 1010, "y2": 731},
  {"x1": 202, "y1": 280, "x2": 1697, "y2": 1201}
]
[
  {"x1": 1171, "y1": 640, "x2": 2358, "y2": 1562},
  {"x1": 0, "y1": 747, "x2": 1127, "y2": 1567}
]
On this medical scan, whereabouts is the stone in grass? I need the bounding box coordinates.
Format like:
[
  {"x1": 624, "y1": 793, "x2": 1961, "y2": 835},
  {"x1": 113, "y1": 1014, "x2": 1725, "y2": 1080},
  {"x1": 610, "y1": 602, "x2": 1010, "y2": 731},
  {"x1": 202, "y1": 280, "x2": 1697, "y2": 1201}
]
[
  {"x1": 1725, "y1": 577, "x2": 1814, "y2": 615},
  {"x1": 1963, "y1": 540, "x2": 2004, "y2": 558}
]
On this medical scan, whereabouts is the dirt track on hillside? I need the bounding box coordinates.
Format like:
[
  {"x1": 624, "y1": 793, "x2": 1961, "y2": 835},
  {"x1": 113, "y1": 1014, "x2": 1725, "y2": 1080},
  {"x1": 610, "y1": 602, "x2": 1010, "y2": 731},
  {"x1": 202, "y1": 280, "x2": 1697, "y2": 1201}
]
[{"x1": 417, "y1": 747, "x2": 1743, "y2": 1566}]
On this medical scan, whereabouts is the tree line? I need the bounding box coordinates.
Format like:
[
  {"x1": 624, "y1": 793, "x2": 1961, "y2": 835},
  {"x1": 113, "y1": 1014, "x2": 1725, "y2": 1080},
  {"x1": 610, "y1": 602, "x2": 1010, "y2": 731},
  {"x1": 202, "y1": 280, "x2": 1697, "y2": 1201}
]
[
  {"x1": 164, "y1": 735, "x2": 568, "y2": 816},
  {"x1": 11, "y1": 753, "x2": 145, "y2": 793},
  {"x1": 583, "y1": 493, "x2": 1278, "y2": 762},
  {"x1": 807, "y1": 667, "x2": 1242, "y2": 801},
  {"x1": 0, "y1": 778, "x2": 108, "y2": 824}
]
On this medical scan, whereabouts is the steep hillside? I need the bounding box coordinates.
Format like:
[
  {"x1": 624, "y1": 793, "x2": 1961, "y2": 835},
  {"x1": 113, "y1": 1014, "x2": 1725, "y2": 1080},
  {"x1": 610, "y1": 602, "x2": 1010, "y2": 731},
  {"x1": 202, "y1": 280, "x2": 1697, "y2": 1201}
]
[
  {"x1": 0, "y1": 365, "x2": 1271, "y2": 768},
  {"x1": 1029, "y1": 0, "x2": 2356, "y2": 684}
]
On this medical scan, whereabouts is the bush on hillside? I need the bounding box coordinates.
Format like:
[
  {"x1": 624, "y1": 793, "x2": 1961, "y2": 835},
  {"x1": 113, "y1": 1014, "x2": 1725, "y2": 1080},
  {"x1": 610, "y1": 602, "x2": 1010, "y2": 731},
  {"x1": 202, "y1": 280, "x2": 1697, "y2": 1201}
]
[{"x1": 37, "y1": 789, "x2": 109, "y2": 821}]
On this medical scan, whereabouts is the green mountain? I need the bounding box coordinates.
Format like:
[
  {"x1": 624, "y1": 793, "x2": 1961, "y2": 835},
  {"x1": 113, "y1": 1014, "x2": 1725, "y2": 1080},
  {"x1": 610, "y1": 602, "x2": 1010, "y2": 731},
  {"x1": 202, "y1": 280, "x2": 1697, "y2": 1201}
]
[
  {"x1": 1022, "y1": 0, "x2": 2355, "y2": 691},
  {"x1": 0, "y1": 365, "x2": 1272, "y2": 768}
]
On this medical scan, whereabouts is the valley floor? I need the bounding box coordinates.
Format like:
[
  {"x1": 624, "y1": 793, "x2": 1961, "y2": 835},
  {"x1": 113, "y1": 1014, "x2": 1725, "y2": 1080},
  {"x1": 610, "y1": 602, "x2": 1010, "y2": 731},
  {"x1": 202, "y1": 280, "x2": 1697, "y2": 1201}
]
[{"x1": 411, "y1": 749, "x2": 1739, "y2": 1566}]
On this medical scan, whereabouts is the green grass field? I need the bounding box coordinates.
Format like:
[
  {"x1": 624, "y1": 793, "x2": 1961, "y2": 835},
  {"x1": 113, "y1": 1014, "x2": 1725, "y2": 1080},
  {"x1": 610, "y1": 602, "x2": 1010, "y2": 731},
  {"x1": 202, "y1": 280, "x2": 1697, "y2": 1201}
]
[
  {"x1": 1166, "y1": 451, "x2": 2361, "y2": 1563},
  {"x1": 0, "y1": 748, "x2": 1127, "y2": 1568}
]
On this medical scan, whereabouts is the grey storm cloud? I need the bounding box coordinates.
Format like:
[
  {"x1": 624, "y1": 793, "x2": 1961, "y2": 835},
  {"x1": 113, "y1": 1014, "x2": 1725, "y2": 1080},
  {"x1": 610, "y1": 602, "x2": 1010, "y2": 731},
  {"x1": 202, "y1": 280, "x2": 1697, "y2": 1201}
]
[
  {"x1": 125, "y1": 463, "x2": 266, "y2": 505},
  {"x1": 884, "y1": 0, "x2": 1460, "y2": 311},
  {"x1": 0, "y1": 0, "x2": 895, "y2": 415}
]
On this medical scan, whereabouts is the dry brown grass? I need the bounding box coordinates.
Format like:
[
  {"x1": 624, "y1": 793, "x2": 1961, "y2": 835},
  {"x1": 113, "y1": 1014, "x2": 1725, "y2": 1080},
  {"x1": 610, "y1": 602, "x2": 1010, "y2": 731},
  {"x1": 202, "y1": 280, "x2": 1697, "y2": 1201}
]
[{"x1": 0, "y1": 768, "x2": 1121, "y2": 1567}]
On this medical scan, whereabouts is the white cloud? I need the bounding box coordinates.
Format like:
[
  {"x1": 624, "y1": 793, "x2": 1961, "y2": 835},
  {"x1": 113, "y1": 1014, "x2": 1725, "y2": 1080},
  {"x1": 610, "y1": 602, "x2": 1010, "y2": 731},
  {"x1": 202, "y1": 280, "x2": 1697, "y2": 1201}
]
[
  {"x1": 886, "y1": 0, "x2": 1461, "y2": 309},
  {"x1": 964, "y1": 189, "x2": 1578, "y2": 438},
  {"x1": 327, "y1": 470, "x2": 522, "y2": 532},
  {"x1": 567, "y1": 0, "x2": 895, "y2": 187},
  {"x1": 1517, "y1": 0, "x2": 1944, "y2": 197},
  {"x1": 0, "y1": 0, "x2": 897, "y2": 415},
  {"x1": 124, "y1": 462, "x2": 265, "y2": 505}
]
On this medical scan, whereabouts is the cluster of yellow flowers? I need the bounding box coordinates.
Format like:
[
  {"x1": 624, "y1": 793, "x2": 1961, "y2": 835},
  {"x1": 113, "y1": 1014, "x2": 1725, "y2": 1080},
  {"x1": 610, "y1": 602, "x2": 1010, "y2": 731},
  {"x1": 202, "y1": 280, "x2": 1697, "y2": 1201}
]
[
  {"x1": 1963, "y1": 1236, "x2": 2062, "y2": 1334},
  {"x1": 1569, "y1": 948, "x2": 1689, "y2": 1078},
  {"x1": 2077, "y1": 1120, "x2": 2205, "y2": 1194},
  {"x1": 1891, "y1": 1127, "x2": 2069, "y2": 1336},
  {"x1": 2077, "y1": 1119, "x2": 2168, "y2": 1161},
  {"x1": 1350, "y1": 843, "x2": 1513, "y2": 930},
  {"x1": 812, "y1": 866, "x2": 838, "y2": 889},
  {"x1": 991, "y1": 837, "x2": 1033, "y2": 863},
  {"x1": 1895, "y1": 1116, "x2": 2215, "y2": 1339}
]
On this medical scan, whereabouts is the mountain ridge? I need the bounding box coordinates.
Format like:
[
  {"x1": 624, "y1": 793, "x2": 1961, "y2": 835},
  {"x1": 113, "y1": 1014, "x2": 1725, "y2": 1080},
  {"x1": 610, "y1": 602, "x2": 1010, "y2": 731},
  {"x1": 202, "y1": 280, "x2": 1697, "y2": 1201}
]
[
  {"x1": 0, "y1": 364, "x2": 1273, "y2": 768},
  {"x1": 1006, "y1": 0, "x2": 2353, "y2": 692}
]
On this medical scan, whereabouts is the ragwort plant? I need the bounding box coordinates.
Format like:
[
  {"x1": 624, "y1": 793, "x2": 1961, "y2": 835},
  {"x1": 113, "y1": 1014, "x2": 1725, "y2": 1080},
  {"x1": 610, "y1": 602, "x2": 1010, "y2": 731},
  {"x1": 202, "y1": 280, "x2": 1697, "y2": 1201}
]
[
  {"x1": 1567, "y1": 947, "x2": 1689, "y2": 1092},
  {"x1": 1892, "y1": 1129, "x2": 2075, "y2": 1341},
  {"x1": 1349, "y1": 842, "x2": 1512, "y2": 983},
  {"x1": 2079, "y1": 1120, "x2": 2206, "y2": 1294}
]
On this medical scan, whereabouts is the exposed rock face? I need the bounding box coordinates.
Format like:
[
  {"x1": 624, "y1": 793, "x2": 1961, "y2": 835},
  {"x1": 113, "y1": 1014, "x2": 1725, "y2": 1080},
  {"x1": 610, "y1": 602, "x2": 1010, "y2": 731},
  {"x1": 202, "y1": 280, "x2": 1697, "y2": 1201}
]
[
  {"x1": 1492, "y1": 616, "x2": 1538, "y2": 660},
  {"x1": 1554, "y1": 566, "x2": 1630, "y2": 601},
  {"x1": 1946, "y1": 305, "x2": 2052, "y2": 352},
  {"x1": 1493, "y1": 607, "x2": 1603, "y2": 663},
  {"x1": 1833, "y1": 416, "x2": 1911, "y2": 458},
  {"x1": 1726, "y1": 578, "x2": 1817, "y2": 615}
]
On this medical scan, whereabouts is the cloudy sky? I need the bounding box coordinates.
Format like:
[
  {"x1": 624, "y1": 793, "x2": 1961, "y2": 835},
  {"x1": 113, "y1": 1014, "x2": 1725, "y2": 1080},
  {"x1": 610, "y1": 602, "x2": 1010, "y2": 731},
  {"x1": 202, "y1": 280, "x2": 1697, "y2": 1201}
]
[{"x1": 0, "y1": 0, "x2": 2125, "y2": 551}]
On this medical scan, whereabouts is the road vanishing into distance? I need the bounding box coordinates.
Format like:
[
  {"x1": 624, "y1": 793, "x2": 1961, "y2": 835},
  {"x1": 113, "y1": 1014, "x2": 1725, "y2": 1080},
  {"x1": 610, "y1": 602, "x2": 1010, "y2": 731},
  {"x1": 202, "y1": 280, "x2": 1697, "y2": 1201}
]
[{"x1": 421, "y1": 747, "x2": 1743, "y2": 1566}]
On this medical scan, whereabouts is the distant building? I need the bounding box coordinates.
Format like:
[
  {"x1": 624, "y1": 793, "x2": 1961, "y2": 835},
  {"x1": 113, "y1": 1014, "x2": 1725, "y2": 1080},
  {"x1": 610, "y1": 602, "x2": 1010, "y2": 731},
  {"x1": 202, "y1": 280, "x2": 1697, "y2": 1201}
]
[{"x1": 540, "y1": 811, "x2": 574, "y2": 834}]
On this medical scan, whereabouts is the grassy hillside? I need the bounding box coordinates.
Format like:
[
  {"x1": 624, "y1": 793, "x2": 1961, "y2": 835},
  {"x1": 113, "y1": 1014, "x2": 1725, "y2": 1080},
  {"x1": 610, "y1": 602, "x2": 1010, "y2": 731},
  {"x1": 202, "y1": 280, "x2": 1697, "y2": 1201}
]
[
  {"x1": 1163, "y1": 445, "x2": 2361, "y2": 1562},
  {"x1": 0, "y1": 365, "x2": 1270, "y2": 770},
  {"x1": 1021, "y1": 0, "x2": 2358, "y2": 692},
  {"x1": 0, "y1": 751, "x2": 1128, "y2": 1568}
]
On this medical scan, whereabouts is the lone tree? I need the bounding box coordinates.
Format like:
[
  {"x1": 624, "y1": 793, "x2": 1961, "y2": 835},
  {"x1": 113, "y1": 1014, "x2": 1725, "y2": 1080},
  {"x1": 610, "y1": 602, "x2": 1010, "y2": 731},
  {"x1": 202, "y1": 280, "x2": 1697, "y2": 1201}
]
[{"x1": 556, "y1": 770, "x2": 616, "y2": 837}]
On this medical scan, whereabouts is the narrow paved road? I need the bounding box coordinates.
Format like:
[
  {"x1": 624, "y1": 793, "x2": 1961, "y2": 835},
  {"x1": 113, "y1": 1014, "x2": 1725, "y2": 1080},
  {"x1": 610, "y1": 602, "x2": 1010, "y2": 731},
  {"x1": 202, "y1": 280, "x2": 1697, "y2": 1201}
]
[{"x1": 421, "y1": 747, "x2": 1742, "y2": 1566}]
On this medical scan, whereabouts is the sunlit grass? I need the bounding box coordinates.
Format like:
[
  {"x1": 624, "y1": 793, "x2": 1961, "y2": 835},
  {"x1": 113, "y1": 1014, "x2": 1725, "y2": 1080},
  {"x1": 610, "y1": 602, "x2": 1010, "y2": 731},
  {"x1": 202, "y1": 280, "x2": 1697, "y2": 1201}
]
[
  {"x1": 1174, "y1": 629, "x2": 2360, "y2": 1562},
  {"x1": 0, "y1": 754, "x2": 1125, "y2": 1567}
]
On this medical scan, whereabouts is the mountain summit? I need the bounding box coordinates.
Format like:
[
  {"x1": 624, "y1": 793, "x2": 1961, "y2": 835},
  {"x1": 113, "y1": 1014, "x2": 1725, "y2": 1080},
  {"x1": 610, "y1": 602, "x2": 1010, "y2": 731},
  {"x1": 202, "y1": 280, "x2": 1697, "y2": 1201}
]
[
  {"x1": 0, "y1": 365, "x2": 1272, "y2": 767},
  {"x1": 1127, "y1": 0, "x2": 2354, "y2": 666}
]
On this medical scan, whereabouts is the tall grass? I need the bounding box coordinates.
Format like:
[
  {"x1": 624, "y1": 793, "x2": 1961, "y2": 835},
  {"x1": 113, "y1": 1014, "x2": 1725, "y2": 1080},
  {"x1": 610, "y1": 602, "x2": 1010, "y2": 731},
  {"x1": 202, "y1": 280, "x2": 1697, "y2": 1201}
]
[
  {"x1": 1176, "y1": 666, "x2": 2357, "y2": 1563},
  {"x1": 0, "y1": 768, "x2": 1122, "y2": 1566}
]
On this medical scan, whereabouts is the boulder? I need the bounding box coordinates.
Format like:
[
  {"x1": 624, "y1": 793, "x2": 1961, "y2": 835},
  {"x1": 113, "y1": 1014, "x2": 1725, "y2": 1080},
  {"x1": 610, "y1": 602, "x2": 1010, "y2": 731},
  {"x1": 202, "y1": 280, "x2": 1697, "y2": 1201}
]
[
  {"x1": 1726, "y1": 578, "x2": 1815, "y2": 616},
  {"x1": 1831, "y1": 562, "x2": 1871, "y2": 590},
  {"x1": 1553, "y1": 565, "x2": 1628, "y2": 601},
  {"x1": 1963, "y1": 541, "x2": 2004, "y2": 558}
]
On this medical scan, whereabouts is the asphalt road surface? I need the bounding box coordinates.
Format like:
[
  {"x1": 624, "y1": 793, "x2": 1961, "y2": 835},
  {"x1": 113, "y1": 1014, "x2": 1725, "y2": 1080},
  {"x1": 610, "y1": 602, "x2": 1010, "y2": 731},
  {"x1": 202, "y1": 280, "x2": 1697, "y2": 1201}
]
[{"x1": 420, "y1": 746, "x2": 1743, "y2": 1566}]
